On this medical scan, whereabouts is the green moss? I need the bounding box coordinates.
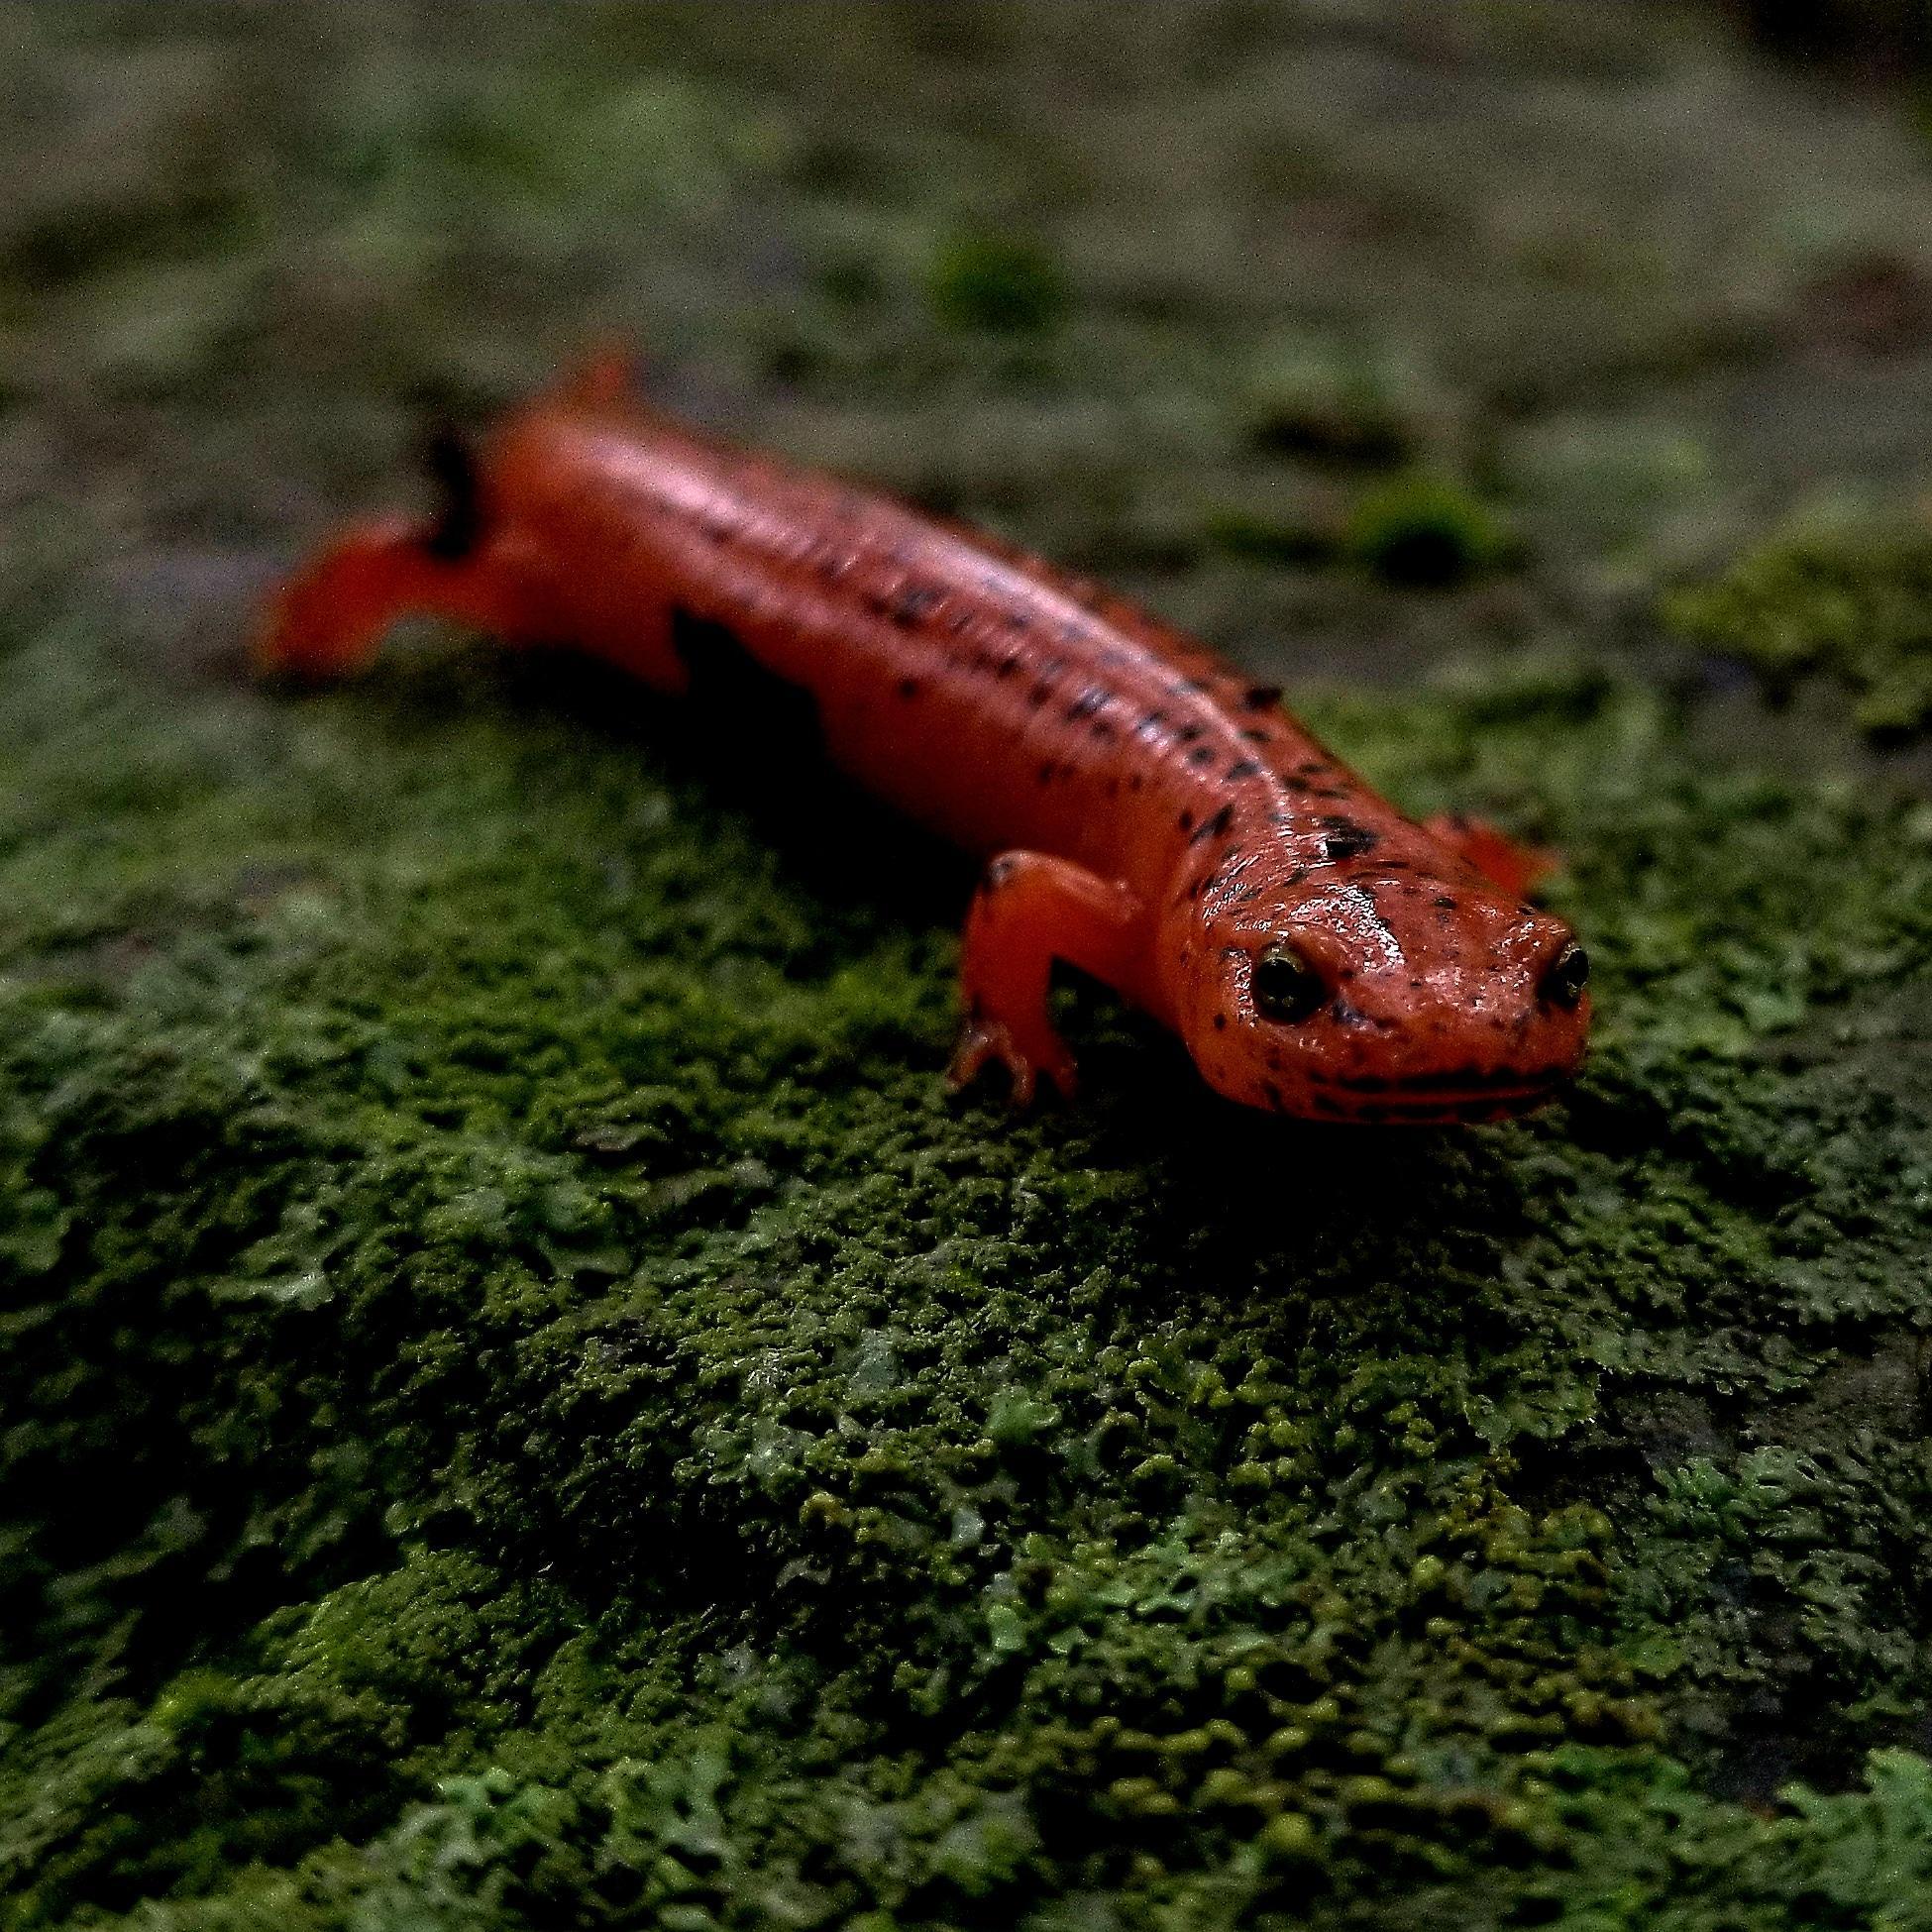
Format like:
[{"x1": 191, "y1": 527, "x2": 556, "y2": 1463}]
[
  {"x1": 924, "y1": 230, "x2": 1067, "y2": 337},
  {"x1": 1342, "y1": 474, "x2": 1514, "y2": 588},
  {"x1": 1662, "y1": 520, "x2": 1932, "y2": 738},
  {"x1": 1, "y1": 628, "x2": 1927, "y2": 1927},
  {"x1": 1238, "y1": 334, "x2": 1437, "y2": 464},
  {"x1": 1199, "y1": 492, "x2": 1336, "y2": 566}
]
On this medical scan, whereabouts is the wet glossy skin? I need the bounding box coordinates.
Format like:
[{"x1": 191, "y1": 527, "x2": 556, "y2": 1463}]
[{"x1": 258, "y1": 357, "x2": 1590, "y2": 1122}]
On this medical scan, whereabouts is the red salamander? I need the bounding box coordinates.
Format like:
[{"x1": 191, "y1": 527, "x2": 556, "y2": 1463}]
[{"x1": 259, "y1": 357, "x2": 1590, "y2": 1123}]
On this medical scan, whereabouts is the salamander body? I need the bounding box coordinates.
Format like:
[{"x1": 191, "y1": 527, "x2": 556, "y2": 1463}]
[{"x1": 259, "y1": 357, "x2": 1589, "y2": 1122}]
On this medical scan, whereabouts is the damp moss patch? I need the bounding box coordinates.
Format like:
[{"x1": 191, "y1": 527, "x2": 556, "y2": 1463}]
[
  {"x1": 1, "y1": 620, "x2": 1928, "y2": 1928},
  {"x1": 1663, "y1": 518, "x2": 1932, "y2": 739}
]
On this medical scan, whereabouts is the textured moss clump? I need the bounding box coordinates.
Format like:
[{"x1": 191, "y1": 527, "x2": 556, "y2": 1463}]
[
  {"x1": 1662, "y1": 521, "x2": 1932, "y2": 737},
  {"x1": 926, "y1": 230, "x2": 1068, "y2": 338},
  {"x1": 2, "y1": 618, "x2": 1928, "y2": 1928},
  {"x1": 1238, "y1": 335, "x2": 1436, "y2": 464},
  {"x1": 3, "y1": 4, "x2": 1932, "y2": 1927},
  {"x1": 1342, "y1": 475, "x2": 1512, "y2": 589}
]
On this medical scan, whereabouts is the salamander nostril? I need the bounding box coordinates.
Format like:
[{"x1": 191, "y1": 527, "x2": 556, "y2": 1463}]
[{"x1": 1540, "y1": 940, "x2": 1589, "y2": 1010}]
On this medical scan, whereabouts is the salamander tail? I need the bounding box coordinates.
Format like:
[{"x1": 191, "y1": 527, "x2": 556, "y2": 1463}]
[
  {"x1": 421, "y1": 423, "x2": 484, "y2": 561},
  {"x1": 255, "y1": 500, "x2": 529, "y2": 683}
]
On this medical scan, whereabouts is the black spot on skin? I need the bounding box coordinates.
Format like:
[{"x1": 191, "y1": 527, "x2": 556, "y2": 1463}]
[
  {"x1": 1174, "y1": 723, "x2": 1205, "y2": 744},
  {"x1": 1128, "y1": 773, "x2": 1144, "y2": 791},
  {"x1": 1066, "y1": 687, "x2": 1111, "y2": 721},
  {"x1": 699, "y1": 518, "x2": 731, "y2": 545},
  {"x1": 888, "y1": 584, "x2": 943, "y2": 627},
  {"x1": 1092, "y1": 720, "x2": 1116, "y2": 741},
  {"x1": 1027, "y1": 683, "x2": 1055, "y2": 708},
  {"x1": 1179, "y1": 809, "x2": 1195, "y2": 832},
  {"x1": 1188, "y1": 744, "x2": 1216, "y2": 766},
  {"x1": 1242, "y1": 728, "x2": 1273, "y2": 744},
  {"x1": 1037, "y1": 762, "x2": 1057, "y2": 785},
  {"x1": 994, "y1": 653, "x2": 1020, "y2": 676},
  {"x1": 1263, "y1": 1080, "x2": 1289, "y2": 1112},
  {"x1": 1190, "y1": 803, "x2": 1234, "y2": 847},
  {"x1": 897, "y1": 678, "x2": 921, "y2": 699},
  {"x1": 1243, "y1": 685, "x2": 1283, "y2": 710},
  {"x1": 1213, "y1": 1012, "x2": 1228, "y2": 1030},
  {"x1": 1434, "y1": 895, "x2": 1458, "y2": 911},
  {"x1": 1226, "y1": 759, "x2": 1262, "y2": 781}
]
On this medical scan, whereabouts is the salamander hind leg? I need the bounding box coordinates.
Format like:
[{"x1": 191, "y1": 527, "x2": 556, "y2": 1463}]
[{"x1": 947, "y1": 852, "x2": 1146, "y2": 1107}]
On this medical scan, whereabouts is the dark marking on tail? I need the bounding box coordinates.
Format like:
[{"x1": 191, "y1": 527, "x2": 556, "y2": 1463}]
[{"x1": 422, "y1": 424, "x2": 483, "y2": 561}]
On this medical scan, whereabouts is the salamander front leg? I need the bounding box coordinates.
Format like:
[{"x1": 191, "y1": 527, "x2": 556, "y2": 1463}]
[{"x1": 947, "y1": 852, "x2": 1146, "y2": 1106}]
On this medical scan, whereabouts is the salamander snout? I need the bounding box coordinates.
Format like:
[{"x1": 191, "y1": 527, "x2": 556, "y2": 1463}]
[{"x1": 1178, "y1": 880, "x2": 1590, "y2": 1123}]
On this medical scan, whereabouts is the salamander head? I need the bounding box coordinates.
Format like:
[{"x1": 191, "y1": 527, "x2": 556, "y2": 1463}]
[{"x1": 1171, "y1": 864, "x2": 1589, "y2": 1123}]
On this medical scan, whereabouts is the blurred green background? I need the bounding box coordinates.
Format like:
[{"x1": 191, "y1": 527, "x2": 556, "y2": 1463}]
[{"x1": 2, "y1": 6, "x2": 1931, "y2": 1928}]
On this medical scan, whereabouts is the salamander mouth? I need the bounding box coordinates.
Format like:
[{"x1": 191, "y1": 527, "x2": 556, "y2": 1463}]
[{"x1": 1302, "y1": 1067, "x2": 1569, "y2": 1124}]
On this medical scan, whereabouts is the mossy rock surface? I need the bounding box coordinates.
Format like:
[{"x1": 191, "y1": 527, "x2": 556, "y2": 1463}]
[{"x1": 3, "y1": 6, "x2": 1932, "y2": 1928}]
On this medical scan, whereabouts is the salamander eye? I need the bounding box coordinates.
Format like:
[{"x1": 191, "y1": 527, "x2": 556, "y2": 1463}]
[
  {"x1": 1252, "y1": 942, "x2": 1326, "y2": 1024},
  {"x1": 1540, "y1": 941, "x2": 1590, "y2": 1010}
]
